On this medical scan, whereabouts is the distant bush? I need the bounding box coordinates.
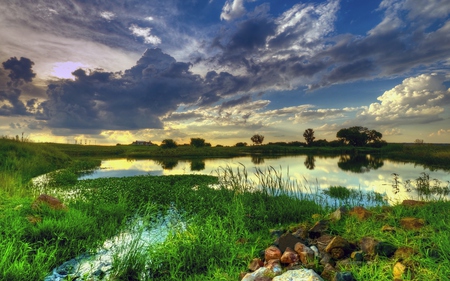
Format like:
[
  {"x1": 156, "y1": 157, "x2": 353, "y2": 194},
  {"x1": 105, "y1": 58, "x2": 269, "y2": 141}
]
[{"x1": 161, "y1": 139, "x2": 177, "y2": 149}]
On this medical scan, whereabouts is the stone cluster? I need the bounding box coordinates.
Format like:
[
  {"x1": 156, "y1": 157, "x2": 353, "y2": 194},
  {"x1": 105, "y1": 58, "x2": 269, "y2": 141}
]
[{"x1": 240, "y1": 201, "x2": 428, "y2": 281}]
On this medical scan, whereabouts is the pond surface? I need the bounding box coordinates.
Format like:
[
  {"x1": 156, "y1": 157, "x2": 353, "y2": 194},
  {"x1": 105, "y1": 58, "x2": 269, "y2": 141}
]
[{"x1": 79, "y1": 155, "x2": 450, "y2": 203}]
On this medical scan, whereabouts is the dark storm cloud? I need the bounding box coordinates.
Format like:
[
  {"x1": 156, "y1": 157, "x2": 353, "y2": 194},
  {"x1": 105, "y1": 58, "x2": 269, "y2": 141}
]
[
  {"x1": 37, "y1": 48, "x2": 254, "y2": 134},
  {"x1": 0, "y1": 89, "x2": 30, "y2": 116},
  {"x1": 212, "y1": 17, "x2": 276, "y2": 67},
  {"x1": 2, "y1": 57, "x2": 36, "y2": 86},
  {"x1": 0, "y1": 57, "x2": 38, "y2": 116}
]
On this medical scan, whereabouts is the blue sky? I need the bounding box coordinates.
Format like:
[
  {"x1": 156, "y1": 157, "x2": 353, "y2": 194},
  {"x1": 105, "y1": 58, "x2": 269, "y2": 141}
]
[{"x1": 0, "y1": 0, "x2": 449, "y2": 145}]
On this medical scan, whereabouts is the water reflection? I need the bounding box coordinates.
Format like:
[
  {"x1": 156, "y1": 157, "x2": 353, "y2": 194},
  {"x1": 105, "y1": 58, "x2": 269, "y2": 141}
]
[
  {"x1": 79, "y1": 155, "x2": 450, "y2": 203},
  {"x1": 337, "y1": 154, "x2": 384, "y2": 173},
  {"x1": 304, "y1": 155, "x2": 315, "y2": 170},
  {"x1": 251, "y1": 155, "x2": 265, "y2": 165},
  {"x1": 155, "y1": 158, "x2": 179, "y2": 170},
  {"x1": 190, "y1": 160, "x2": 205, "y2": 171}
]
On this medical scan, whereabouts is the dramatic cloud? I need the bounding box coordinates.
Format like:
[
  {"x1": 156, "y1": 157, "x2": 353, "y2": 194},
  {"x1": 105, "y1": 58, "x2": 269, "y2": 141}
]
[
  {"x1": 359, "y1": 74, "x2": 450, "y2": 125},
  {"x1": 1, "y1": 0, "x2": 449, "y2": 144},
  {"x1": 35, "y1": 48, "x2": 260, "y2": 134},
  {"x1": 2, "y1": 57, "x2": 36, "y2": 86}
]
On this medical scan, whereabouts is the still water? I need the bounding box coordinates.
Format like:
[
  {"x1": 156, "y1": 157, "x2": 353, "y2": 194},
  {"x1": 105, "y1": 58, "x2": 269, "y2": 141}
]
[{"x1": 80, "y1": 155, "x2": 450, "y2": 202}]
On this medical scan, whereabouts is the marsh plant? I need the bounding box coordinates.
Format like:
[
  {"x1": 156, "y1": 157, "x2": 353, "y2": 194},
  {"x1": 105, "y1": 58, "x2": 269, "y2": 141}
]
[{"x1": 391, "y1": 172, "x2": 450, "y2": 201}]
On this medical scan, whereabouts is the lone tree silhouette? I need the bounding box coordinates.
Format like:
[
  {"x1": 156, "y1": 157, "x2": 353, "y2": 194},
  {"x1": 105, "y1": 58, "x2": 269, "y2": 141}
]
[
  {"x1": 303, "y1": 128, "x2": 315, "y2": 146},
  {"x1": 251, "y1": 134, "x2": 264, "y2": 145}
]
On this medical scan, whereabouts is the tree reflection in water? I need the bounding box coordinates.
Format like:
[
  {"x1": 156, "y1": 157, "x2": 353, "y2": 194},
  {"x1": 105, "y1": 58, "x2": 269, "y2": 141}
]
[
  {"x1": 156, "y1": 159, "x2": 179, "y2": 170},
  {"x1": 251, "y1": 155, "x2": 265, "y2": 165},
  {"x1": 304, "y1": 154, "x2": 315, "y2": 170},
  {"x1": 338, "y1": 154, "x2": 384, "y2": 173},
  {"x1": 190, "y1": 160, "x2": 205, "y2": 171}
]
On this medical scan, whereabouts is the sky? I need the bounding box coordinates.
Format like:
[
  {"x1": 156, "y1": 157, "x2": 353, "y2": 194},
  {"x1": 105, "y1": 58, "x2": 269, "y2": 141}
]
[{"x1": 0, "y1": 0, "x2": 449, "y2": 146}]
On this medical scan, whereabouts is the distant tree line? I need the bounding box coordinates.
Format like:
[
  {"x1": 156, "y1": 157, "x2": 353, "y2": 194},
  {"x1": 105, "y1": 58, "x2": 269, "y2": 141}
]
[{"x1": 152, "y1": 126, "x2": 387, "y2": 149}]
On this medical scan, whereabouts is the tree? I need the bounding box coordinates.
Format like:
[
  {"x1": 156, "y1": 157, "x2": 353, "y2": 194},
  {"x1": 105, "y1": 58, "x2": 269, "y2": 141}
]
[
  {"x1": 250, "y1": 134, "x2": 264, "y2": 145},
  {"x1": 235, "y1": 142, "x2": 247, "y2": 147},
  {"x1": 303, "y1": 128, "x2": 315, "y2": 146},
  {"x1": 336, "y1": 126, "x2": 383, "y2": 146},
  {"x1": 161, "y1": 139, "x2": 177, "y2": 149},
  {"x1": 190, "y1": 138, "x2": 206, "y2": 148}
]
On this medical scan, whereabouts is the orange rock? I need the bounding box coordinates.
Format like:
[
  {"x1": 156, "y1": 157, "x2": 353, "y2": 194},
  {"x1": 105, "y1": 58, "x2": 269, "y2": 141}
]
[
  {"x1": 294, "y1": 243, "x2": 314, "y2": 264},
  {"x1": 349, "y1": 206, "x2": 372, "y2": 220},
  {"x1": 31, "y1": 194, "x2": 68, "y2": 211},
  {"x1": 280, "y1": 247, "x2": 299, "y2": 264},
  {"x1": 265, "y1": 246, "x2": 282, "y2": 261}
]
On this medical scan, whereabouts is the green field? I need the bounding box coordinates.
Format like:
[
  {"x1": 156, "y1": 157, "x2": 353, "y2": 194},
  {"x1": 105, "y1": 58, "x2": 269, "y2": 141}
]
[{"x1": 1, "y1": 138, "x2": 449, "y2": 280}]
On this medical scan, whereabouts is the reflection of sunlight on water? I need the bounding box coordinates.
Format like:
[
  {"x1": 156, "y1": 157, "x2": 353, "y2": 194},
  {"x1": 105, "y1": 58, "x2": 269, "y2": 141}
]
[{"x1": 56, "y1": 156, "x2": 450, "y2": 204}]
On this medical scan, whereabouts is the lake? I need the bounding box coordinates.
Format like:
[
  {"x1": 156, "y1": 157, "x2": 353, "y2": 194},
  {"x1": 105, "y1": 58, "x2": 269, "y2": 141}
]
[{"x1": 79, "y1": 155, "x2": 450, "y2": 203}]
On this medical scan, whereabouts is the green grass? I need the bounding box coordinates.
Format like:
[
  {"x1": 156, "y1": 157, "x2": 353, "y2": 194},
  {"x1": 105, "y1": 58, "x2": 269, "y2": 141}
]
[{"x1": 1, "y1": 138, "x2": 450, "y2": 280}]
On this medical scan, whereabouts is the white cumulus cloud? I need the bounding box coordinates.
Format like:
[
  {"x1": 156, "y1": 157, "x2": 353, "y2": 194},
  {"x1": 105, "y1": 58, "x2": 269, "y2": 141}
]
[{"x1": 360, "y1": 73, "x2": 450, "y2": 124}]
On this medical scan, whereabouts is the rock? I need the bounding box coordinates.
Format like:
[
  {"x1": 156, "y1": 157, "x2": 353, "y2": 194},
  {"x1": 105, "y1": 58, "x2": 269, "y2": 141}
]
[
  {"x1": 350, "y1": 251, "x2": 364, "y2": 261},
  {"x1": 280, "y1": 247, "x2": 299, "y2": 264},
  {"x1": 325, "y1": 236, "x2": 349, "y2": 253},
  {"x1": 335, "y1": 258, "x2": 362, "y2": 270},
  {"x1": 330, "y1": 206, "x2": 348, "y2": 221},
  {"x1": 272, "y1": 268, "x2": 324, "y2": 281},
  {"x1": 330, "y1": 247, "x2": 345, "y2": 259},
  {"x1": 241, "y1": 267, "x2": 270, "y2": 281},
  {"x1": 381, "y1": 225, "x2": 396, "y2": 232},
  {"x1": 265, "y1": 246, "x2": 282, "y2": 261},
  {"x1": 393, "y1": 261, "x2": 407, "y2": 280},
  {"x1": 277, "y1": 232, "x2": 306, "y2": 253},
  {"x1": 249, "y1": 258, "x2": 264, "y2": 272},
  {"x1": 319, "y1": 253, "x2": 334, "y2": 266},
  {"x1": 349, "y1": 206, "x2": 372, "y2": 220},
  {"x1": 359, "y1": 237, "x2": 379, "y2": 256},
  {"x1": 375, "y1": 241, "x2": 397, "y2": 257},
  {"x1": 394, "y1": 247, "x2": 417, "y2": 260},
  {"x1": 401, "y1": 200, "x2": 427, "y2": 207},
  {"x1": 32, "y1": 194, "x2": 68, "y2": 211},
  {"x1": 294, "y1": 242, "x2": 315, "y2": 264},
  {"x1": 265, "y1": 259, "x2": 283, "y2": 276},
  {"x1": 317, "y1": 234, "x2": 335, "y2": 252},
  {"x1": 400, "y1": 217, "x2": 425, "y2": 230},
  {"x1": 254, "y1": 276, "x2": 273, "y2": 281},
  {"x1": 321, "y1": 263, "x2": 337, "y2": 280},
  {"x1": 310, "y1": 245, "x2": 320, "y2": 258},
  {"x1": 292, "y1": 227, "x2": 309, "y2": 240},
  {"x1": 333, "y1": 271, "x2": 356, "y2": 281},
  {"x1": 309, "y1": 220, "x2": 329, "y2": 238}
]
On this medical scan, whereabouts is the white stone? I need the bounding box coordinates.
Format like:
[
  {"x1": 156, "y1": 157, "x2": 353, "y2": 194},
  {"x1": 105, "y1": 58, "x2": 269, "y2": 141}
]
[
  {"x1": 241, "y1": 267, "x2": 270, "y2": 281},
  {"x1": 272, "y1": 268, "x2": 324, "y2": 281}
]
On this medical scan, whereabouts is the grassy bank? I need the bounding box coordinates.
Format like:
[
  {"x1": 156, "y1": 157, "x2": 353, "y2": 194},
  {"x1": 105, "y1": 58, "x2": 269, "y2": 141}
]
[{"x1": 1, "y1": 139, "x2": 449, "y2": 280}]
